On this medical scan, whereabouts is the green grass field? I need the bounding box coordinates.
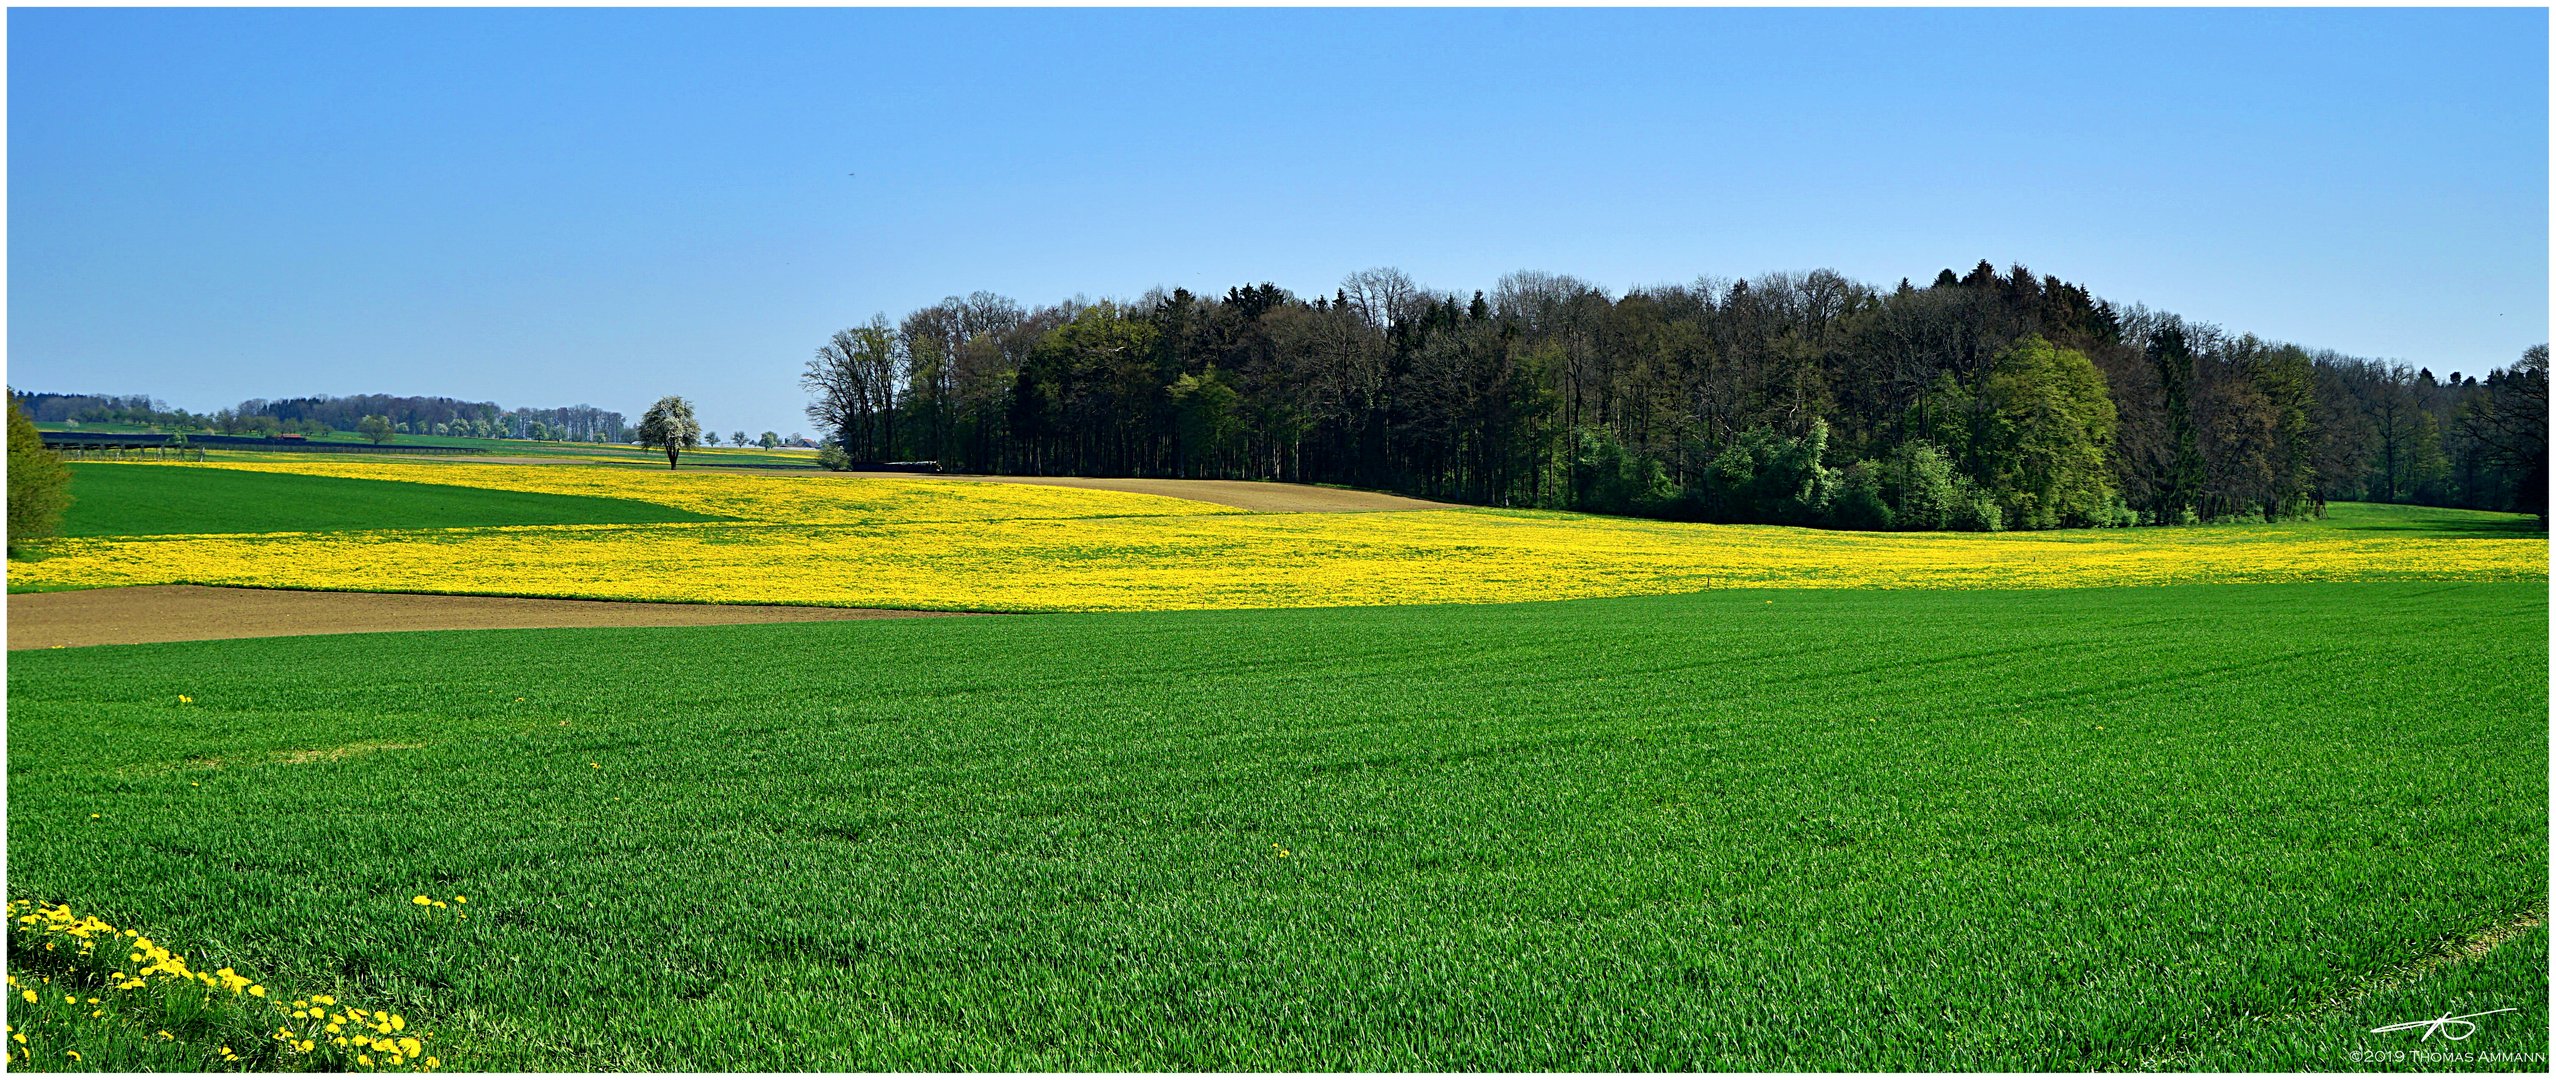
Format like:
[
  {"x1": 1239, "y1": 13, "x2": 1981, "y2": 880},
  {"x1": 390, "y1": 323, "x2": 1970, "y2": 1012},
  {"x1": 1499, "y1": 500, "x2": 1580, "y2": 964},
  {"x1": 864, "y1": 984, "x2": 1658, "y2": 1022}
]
[
  {"x1": 53, "y1": 463, "x2": 725, "y2": 537},
  {"x1": 6, "y1": 583, "x2": 2544, "y2": 1070},
  {"x1": 2245, "y1": 501, "x2": 2546, "y2": 539}
]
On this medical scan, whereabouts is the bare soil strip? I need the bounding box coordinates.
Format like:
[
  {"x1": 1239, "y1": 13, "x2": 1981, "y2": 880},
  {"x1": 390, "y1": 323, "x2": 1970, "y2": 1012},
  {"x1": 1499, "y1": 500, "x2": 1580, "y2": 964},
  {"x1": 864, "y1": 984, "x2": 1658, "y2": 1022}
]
[
  {"x1": 841, "y1": 472, "x2": 1453, "y2": 512},
  {"x1": 9, "y1": 585, "x2": 971, "y2": 651}
]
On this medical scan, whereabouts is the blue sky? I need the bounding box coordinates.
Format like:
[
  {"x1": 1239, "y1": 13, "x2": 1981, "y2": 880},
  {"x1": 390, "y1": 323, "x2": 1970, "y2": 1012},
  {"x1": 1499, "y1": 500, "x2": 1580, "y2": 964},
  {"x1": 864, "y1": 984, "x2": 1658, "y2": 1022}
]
[{"x1": 9, "y1": 7, "x2": 2547, "y2": 433}]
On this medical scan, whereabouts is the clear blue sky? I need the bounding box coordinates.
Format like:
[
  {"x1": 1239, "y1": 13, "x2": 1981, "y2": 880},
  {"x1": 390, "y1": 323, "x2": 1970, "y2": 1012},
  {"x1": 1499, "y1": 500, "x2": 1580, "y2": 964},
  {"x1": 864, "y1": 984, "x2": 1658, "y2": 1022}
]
[{"x1": 9, "y1": 7, "x2": 2547, "y2": 434}]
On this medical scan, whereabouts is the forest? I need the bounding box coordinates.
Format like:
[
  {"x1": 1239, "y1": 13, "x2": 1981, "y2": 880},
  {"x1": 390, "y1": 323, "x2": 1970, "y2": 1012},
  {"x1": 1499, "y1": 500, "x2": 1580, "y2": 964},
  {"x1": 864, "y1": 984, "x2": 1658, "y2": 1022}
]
[
  {"x1": 10, "y1": 391, "x2": 627, "y2": 444},
  {"x1": 806, "y1": 261, "x2": 2549, "y2": 529}
]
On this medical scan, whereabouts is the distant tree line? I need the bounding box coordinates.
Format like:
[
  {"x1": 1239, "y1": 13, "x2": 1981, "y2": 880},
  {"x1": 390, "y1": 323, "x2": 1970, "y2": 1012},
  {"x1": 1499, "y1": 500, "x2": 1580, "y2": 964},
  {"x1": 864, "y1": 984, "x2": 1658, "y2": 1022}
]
[
  {"x1": 805, "y1": 262, "x2": 2548, "y2": 528},
  {"x1": 239, "y1": 395, "x2": 627, "y2": 442},
  {"x1": 8, "y1": 391, "x2": 629, "y2": 444}
]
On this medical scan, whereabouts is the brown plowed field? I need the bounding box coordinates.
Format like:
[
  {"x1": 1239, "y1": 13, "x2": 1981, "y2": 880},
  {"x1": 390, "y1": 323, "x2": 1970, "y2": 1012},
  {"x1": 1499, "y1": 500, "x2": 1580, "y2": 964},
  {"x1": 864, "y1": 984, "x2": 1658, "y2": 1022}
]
[{"x1": 9, "y1": 585, "x2": 972, "y2": 650}]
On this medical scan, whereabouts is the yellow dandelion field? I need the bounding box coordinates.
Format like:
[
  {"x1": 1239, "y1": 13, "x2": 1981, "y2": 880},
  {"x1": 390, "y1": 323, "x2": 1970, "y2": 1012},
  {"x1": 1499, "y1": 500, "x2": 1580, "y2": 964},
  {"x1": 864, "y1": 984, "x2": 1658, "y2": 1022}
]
[
  {"x1": 177, "y1": 459, "x2": 1241, "y2": 525},
  {"x1": 15, "y1": 459, "x2": 2545, "y2": 611}
]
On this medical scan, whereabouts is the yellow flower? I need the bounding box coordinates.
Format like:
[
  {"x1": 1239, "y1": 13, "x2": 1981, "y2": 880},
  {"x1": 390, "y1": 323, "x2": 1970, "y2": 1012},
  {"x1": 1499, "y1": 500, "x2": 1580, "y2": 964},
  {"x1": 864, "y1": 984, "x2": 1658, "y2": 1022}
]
[
  {"x1": 178, "y1": 695, "x2": 193, "y2": 704},
  {"x1": 19, "y1": 990, "x2": 33, "y2": 1003},
  {"x1": 19, "y1": 464, "x2": 2541, "y2": 610},
  {"x1": 65, "y1": 1050, "x2": 80, "y2": 1061},
  {"x1": 411, "y1": 895, "x2": 432, "y2": 906},
  {"x1": 358, "y1": 1054, "x2": 374, "y2": 1066}
]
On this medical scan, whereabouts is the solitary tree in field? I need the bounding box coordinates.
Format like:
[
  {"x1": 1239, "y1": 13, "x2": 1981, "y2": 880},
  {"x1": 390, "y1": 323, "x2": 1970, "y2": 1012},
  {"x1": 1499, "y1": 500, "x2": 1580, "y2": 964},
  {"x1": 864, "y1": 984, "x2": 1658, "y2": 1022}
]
[
  {"x1": 7, "y1": 400, "x2": 71, "y2": 553},
  {"x1": 638, "y1": 395, "x2": 702, "y2": 470},
  {"x1": 356, "y1": 414, "x2": 395, "y2": 444},
  {"x1": 732, "y1": 430, "x2": 747, "y2": 449},
  {"x1": 703, "y1": 430, "x2": 722, "y2": 447},
  {"x1": 758, "y1": 431, "x2": 779, "y2": 449}
]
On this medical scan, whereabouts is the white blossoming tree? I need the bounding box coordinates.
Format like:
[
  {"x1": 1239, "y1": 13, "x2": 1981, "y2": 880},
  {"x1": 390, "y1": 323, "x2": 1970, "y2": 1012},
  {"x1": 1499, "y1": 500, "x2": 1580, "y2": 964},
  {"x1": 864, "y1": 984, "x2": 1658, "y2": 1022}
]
[{"x1": 637, "y1": 395, "x2": 702, "y2": 470}]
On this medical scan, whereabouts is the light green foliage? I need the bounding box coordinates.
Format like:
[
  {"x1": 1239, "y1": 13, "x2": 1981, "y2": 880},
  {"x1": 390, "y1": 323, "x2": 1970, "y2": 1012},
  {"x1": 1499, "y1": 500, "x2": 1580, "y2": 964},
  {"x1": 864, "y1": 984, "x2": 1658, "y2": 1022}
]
[
  {"x1": 9, "y1": 399, "x2": 73, "y2": 550},
  {"x1": 1881, "y1": 439, "x2": 2001, "y2": 532},
  {"x1": 354, "y1": 415, "x2": 396, "y2": 446},
  {"x1": 1980, "y1": 336, "x2": 2120, "y2": 528},
  {"x1": 1700, "y1": 422, "x2": 1838, "y2": 523},
  {"x1": 6, "y1": 583, "x2": 2543, "y2": 1069}
]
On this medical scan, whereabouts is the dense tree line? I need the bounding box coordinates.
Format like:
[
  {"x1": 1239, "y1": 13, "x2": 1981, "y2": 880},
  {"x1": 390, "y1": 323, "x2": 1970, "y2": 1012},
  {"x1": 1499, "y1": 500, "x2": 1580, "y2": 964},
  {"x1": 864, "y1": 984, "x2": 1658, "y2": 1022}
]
[
  {"x1": 10, "y1": 392, "x2": 171, "y2": 425},
  {"x1": 7, "y1": 390, "x2": 628, "y2": 443},
  {"x1": 807, "y1": 263, "x2": 2547, "y2": 528},
  {"x1": 240, "y1": 394, "x2": 627, "y2": 442}
]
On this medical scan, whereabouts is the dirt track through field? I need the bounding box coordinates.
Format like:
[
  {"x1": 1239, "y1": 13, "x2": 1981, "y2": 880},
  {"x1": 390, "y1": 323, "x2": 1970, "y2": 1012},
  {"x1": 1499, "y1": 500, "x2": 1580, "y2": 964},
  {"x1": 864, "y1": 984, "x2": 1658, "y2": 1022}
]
[{"x1": 9, "y1": 585, "x2": 973, "y2": 650}]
